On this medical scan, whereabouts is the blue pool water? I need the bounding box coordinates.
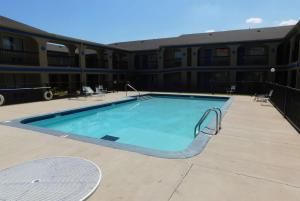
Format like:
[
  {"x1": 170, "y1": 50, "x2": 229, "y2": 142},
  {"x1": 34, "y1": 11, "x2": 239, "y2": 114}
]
[{"x1": 26, "y1": 95, "x2": 228, "y2": 152}]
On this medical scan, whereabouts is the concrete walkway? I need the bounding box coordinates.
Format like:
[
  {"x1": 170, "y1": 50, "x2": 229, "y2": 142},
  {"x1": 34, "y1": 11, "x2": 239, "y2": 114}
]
[{"x1": 0, "y1": 92, "x2": 299, "y2": 201}]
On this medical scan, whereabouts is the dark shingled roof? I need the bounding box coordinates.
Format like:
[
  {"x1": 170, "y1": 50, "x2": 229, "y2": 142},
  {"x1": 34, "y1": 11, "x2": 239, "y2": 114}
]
[
  {"x1": 1, "y1": 16, "x2": 297, "y2": 52},
  {"x1": 0, "y1": 15, "x2": 49, "y2": 35},
  {"x1": 109, "y1": 26, "x2": 294, "y2": 51},
  {"x1": 0, "y1": 16, "x2": 117, "y2": 50}
]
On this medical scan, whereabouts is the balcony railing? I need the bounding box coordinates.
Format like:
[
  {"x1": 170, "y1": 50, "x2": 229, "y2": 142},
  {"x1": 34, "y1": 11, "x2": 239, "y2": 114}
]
[
  {"x1": 113, "y1": 61, "x2": 129, "y2": 69},
  {"x1": 135, "y1": 61, "x2": 158, "y2": 69},
  {"x1": 164, "y1": 59, "x2": 182, "y2": 68},
  {"x1": 0, "y1": 48, "x2": 39, "y2": 66},
  {"x1": 238, "y1": 55, "x2": 268, "y2": 66},
  {"x1": 198, "y1": 56, "x2": 230, "y2": 66},
  {"x1": 47, "y1": 53, "x2": 79, "y2": 67},
  {"x1": 86, "y1": 58, "x2": 109, "y2": 68}
]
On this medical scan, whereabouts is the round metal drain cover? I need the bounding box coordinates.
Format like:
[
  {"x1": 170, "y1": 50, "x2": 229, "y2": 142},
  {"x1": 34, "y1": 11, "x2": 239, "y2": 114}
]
[{"x1": 0, "y1": 157, "x2": 101, "y2": 201}]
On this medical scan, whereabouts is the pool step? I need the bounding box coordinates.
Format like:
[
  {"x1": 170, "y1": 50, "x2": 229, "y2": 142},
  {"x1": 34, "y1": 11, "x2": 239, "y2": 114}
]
[
  {"x1": 101, "y1": 135, "x2": 119, "y2": 141},
  {"x1": 138, "y1": 96, "x2": 152, "y2": 101}
]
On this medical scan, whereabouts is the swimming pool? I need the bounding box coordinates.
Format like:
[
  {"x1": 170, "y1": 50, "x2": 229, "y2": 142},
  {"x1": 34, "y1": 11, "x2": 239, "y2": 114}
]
[{"x1": 5, "y1": 94, "x2": 232, "y2": 158}]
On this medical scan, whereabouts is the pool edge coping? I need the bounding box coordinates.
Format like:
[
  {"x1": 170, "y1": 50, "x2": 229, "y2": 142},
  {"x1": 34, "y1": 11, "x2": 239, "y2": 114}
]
[{"x1": 0, "y1": 93, "x2": 233, "y2": 159}]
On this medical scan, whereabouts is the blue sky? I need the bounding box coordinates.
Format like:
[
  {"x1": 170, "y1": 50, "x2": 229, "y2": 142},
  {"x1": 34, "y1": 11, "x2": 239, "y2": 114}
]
[{"x1": 0, "y1": 0, "x2": 299, "y2": 44}]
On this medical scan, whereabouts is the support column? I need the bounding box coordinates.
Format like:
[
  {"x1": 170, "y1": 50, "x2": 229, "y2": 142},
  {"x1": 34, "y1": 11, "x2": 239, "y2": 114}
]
[
  {"x1": 78, "y1": 44, "x2": 86, "y2": 68},
  {"x1": 128, "y1": 52, "x2": 135, "y2": 71},
  {"x1": 157, "y1": 48, "x2": 164, "y2": 89},
  {"x1": 229, "y1": 71, "x2": 237, "y2": 83},
  {"x1": 228, "y1": 45, "x2": 239, "y2": 85},
  {"x1": 34, "y1": 37, "x2": 49, "y2": 85},
  {"x1": 35, "y1": 37, "x2": 48, "y2": 67},
  {"x1": 181, "y1": 48, "x2": 187, "y2": 67},
  {"x1": 191, "y1": 72, "x2": 197, "y2": 91},
  {"x1": 289, "y1": 37, "x2": 296, "y2": 64},
  {"x1": 191, "y1": 47, "x2": 198, "y2": 67},
  {"x1": 40, "y1": 74, "x2": 49, "y2": 86},
  {"x1": 181, "y1": 71, "x2": 187, "y2": 91},
  {"x1": 265, "y1": 42, "x2": 279, "y2": 82},
  {"x1": 67, "y1": 44, "x2": 78, "y2": 90},
  {"x1": 190, "y1": 47, "x2": 198, "y2": 91},
  {"x1": 157, "y1": 73, "x2": 164, "y2": 90},
  {"x1": 107, "y1": 50, "x2": 113, "y2": 69},
  {"x1": 287, "y1": 70, "x2": 292, "y2": 86},
  {"x1": 78, "y1": 44, "x2": 86, "y2": 85},
  {"x1": 180, "y1": 48, "x2": 188, "y2": 91},
  {"x1": 126, "y1": 52, "x2": 135, "y2": 86},
  {"x1": 267, "y1": 43, "x2": 279, "y2": 66},
  {"x1": 229, "y1": 44, "x2": 239, "y2": 66},
  {"x1": 106, "y1": 50, "x2": 113, "y2": 89}
]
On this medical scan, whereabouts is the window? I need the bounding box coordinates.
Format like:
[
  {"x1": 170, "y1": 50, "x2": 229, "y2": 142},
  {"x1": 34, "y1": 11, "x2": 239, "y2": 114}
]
[
  {"x1": 148, "y1": 54, "x2": 157, "y2": 62},
  {"x1": 216, "y1": 48, "x2": 229, "y2": 57},
  {"x1": 174, "y1": 50, "x2": 183, "y2": 59},
  {"x1": 164, "y1": 48, "x2": 182, "y2": 68},
  {"x1": 2, "y1": 37, "x2": 11, "y2": 50},
  {"x1": 2, "y1": 36, "x2": 24, "y2": 51},
  {"x1": 247, "y1": 47, "x2": 265, "y2": 56}
]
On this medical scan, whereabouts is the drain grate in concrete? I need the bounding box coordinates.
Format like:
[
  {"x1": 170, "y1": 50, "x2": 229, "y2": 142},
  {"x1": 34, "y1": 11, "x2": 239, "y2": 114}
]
[{"x1": 0, "y1": 156, "x2": 101, "y2": 201}]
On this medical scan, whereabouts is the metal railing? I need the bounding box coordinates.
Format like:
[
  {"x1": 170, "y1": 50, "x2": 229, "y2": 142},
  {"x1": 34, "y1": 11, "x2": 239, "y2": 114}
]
[
  {"x1": 237, "y1": 55, "x2": 268, "y2": 65},
  {"x1": 47, "y1": 53, "x2": 79, "y2": 67},
  {"x1": 164, "y1": 58, "x2": 182, "y2": 68},
  {"x1": 125, "y1": 83, "x2": 141, "y2": 97},
  {"x1": 135, "y1": 61, "x2": 158, "y2": 69},
  {"x1": 213, "y1": 107, "x2": 222, "y2": 129},
  {"x1": 194, "y1": 107, "x2": 222, "y2": 137},
  {"x1": 85, "y1": 56, "x2": 109, "y2": 68},
  {"x1": 263, "y1": 82, "x2": 300, "y2": 133},
  {"x1": 208, "y1": 81, "x2": 266, "y2": 94},
  {"x1": 0, "y1": 48, "x2": 39, "y2": 66},
  {"x1": 198, "y1": 56, "x2": 230, "y2": 66}
]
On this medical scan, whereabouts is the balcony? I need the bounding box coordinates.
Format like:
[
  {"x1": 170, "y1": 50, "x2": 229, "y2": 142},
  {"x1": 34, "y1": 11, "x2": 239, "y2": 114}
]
[
  {"x1": 135, "y1": 61, "x2": 158, "y2": 69},
  {"x1": 113, "y1": 60, "x2": 128, "y2": 70},
  {"x1": 238, "y1": 55, "x2": 268, "y2": 66},
  {"x1": 47, "y1": 53, "x2": 79, "y2": 67},
  {"x1": 164, "y1": 59, "x2": 182, "y2": 68},
  {"x1": 0, "y1": 48, "x2": 39, "y2": 66},
  {"x1": 86, "y1": 55, "x2": 108, "y2": 68},
  {"x1": 135, "y1": 53, "x2": 158, "y2": 69},
  {"x1": 198, "y1": 56, "x2": 230, "y2": 66}
]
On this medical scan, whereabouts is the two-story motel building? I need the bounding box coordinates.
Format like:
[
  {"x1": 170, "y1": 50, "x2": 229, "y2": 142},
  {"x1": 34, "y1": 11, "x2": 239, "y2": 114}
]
[{"x1": 0, "y1": 16, "x2": 300, "y2": 93}]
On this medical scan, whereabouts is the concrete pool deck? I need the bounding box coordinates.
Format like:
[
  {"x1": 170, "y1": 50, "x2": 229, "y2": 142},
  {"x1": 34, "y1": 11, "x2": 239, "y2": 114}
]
[{"x1": 0, "y1": 92, "x2": 299, "y2": 201}]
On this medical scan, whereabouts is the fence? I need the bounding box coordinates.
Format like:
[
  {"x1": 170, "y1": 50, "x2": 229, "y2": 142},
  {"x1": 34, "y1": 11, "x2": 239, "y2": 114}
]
[
  {"x1": 210, "y1": 81, "x2": 300, "y2": 133},
  {"x1": 264, "y1": 82, "x2": 300, "y2": 133},
  {"x1": 0, "y1": 48, "x2": 39, "y2": 66},
  {"x1": 208, "y1": 81, "x2": 265, "y2": 94}
]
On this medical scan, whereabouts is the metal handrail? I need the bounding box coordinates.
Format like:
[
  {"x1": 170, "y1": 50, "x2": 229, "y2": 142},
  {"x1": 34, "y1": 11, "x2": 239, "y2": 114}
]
[
  {"x1": 213, "y1": 107, "x2": 222, "y2": 130},
  {"x1": 125, "y1": 83, "x2": 141, "y2": 97},
  {"x1": 194, "y1": 108, "x2": 222, "y2": 138}
]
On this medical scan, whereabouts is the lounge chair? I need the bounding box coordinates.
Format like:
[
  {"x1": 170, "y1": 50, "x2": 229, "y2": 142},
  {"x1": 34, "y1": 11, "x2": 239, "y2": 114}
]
[
  {"x1": 227, "y1": 85, "x2": 236, "y2": 95},
  {"x1": 95, "y1": 85, "x2": 106, "y2": 96},
  {"x1": 254, "y1": 90, "x2": 274, "y2": 102},
  {"x1": 82, "y1": 86, "x2": 95, "y2": 96},
  {"x1": 96, "y1": 85, "x2": 106, "y2": 92}
]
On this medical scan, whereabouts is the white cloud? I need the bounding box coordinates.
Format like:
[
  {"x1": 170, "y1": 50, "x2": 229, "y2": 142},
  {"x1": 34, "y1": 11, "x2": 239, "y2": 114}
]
[
  {"x1": 246, "y1": 17, "x2": 263, "y2": 24},
  {"x1": 205, "y1": 29, "x2": 215, "y2": 33},
  {"x1": 278, "y1": 19, "x2": 298, "y2": 26}
]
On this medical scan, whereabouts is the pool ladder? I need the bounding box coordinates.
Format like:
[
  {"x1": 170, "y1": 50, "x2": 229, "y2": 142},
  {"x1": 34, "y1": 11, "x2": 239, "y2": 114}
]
[
  {"x1": 125, "y1": 83, "x2": 141, "y2": 97},
  {"x1": 194, "y1": 107, "x2": 222, "y2": 138}
]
